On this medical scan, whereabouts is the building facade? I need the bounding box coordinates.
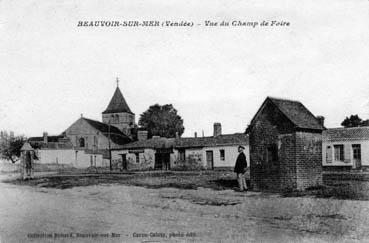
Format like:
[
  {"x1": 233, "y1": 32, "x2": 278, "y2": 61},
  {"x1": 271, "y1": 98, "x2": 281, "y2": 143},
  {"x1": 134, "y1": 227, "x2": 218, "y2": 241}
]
[
  {"x1": 322, "y1": 127, "x2": 369, "y2": 170},
  {"x1": 248, "y1": 97, "x2": 325, "y2": 191},
  {"x1": 28, "y1": 133, "x2": 104, "y2": 168},
  {"x1": 111, "y1": 123, "x2": 249, "y2": 171},
  {"x1": 27, "y1": 83, "x2": 133, "y2": 168}
]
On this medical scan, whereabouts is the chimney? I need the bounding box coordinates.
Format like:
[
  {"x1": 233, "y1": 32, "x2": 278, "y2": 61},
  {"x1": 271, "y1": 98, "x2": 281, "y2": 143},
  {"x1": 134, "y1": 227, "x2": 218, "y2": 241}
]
[
  {"x1": 316, "y1": 116, "x2": 325, "y2": 127},
  {"x1": 202, "y1": 130, "x2": 204, "y2": 137},
  {"x1": 137, "y1": 130, "x2": 148, "y2": 141},
  {"x1": 175, "y1": 132, "x2": 179, "y2": 139},
  {"x1": 43, "y1": 132, "x2": 48, "y2": 144},
  {"x1": 194, "y1": 132, "x2": 197, "y2": 138},
  {"x1": 213, "y1": 123, "x2": 222, "y2": 137}
]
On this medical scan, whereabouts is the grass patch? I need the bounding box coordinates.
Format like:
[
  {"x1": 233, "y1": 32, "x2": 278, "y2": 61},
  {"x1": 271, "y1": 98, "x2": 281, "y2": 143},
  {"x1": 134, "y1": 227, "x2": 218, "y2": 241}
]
[{"x1": 3, "y1": 171, "x2": 238, "y2": 191}]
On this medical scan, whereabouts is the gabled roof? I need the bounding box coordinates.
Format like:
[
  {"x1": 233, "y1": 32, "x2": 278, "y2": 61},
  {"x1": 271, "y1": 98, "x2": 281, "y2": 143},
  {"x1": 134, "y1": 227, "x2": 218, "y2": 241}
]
[
  {"x1": 118, "y1": 133, "x2": 248, "y2": 150},
  {"x1": 82, "y1": 118, "x2": 132, "y2": 145},
  {"x1": 21, "y1": 142, "x2": 34, "y2": 151},
  {"x1": 102, "y1": 87, "x2": 133, "y2": 114},
  {"x1": 250, "y1": 97, "x2": 325, "y2": 131},
  {"x1": 323, "y1": 126, "x2": 369, "y2": 142}
]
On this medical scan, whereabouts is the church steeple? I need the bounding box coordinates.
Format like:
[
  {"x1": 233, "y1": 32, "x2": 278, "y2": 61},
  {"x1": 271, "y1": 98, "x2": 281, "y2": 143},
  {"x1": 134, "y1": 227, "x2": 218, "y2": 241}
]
[
  {"x1": 102, "y1": 81, "x2": 133, "y2": 115},
  {"x1": 102, "y1": 79, "x2": 135, "y2": 136}
]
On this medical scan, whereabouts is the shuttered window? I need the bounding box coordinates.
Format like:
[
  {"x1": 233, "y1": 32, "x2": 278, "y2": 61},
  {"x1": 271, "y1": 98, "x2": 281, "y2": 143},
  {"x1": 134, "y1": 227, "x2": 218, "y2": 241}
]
[{"x1": 334, "y1": 145, "x2": 344, "y2": 162}]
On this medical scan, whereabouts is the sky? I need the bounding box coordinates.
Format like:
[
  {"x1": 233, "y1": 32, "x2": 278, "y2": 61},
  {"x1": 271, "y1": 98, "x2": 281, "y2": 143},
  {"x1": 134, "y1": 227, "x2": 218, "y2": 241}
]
[{"x1": 0, "y1": 0, "x2": 368, "y2": 137}]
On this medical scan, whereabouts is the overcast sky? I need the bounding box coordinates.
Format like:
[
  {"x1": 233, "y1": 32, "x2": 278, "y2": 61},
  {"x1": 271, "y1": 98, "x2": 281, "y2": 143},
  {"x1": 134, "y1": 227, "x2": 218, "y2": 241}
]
[{"x1": 0, "y1": 0, "x2": 368, "y2": 137}]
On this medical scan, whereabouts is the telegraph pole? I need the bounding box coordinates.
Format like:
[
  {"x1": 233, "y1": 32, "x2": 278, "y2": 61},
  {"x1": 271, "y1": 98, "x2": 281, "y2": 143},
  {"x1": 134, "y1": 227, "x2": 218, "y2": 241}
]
[{"x1": 108, "y1": 121, "x2": 112, "y2": 171}]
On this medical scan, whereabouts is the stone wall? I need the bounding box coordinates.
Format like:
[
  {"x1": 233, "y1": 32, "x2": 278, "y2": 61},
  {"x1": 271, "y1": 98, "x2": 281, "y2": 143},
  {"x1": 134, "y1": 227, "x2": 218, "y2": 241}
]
[
  {"x1": 102, "y1": 112, "x2": 135, "y2": 136},
  {"x1": 65, "y1": 118, "x2": 122, "y2": 151}
]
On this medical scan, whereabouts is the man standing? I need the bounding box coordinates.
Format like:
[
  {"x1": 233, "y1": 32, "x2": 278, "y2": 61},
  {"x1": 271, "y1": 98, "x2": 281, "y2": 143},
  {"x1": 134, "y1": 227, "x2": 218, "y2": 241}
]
[{"x1": 234, "y1": 145, "x2": 248, "y2": 191}]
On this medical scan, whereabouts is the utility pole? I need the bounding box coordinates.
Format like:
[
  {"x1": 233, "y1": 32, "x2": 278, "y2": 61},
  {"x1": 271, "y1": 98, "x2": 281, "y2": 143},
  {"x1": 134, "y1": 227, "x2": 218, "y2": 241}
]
[{"x1": 108, "y1": 121, "x2": 112, "y2": 171}]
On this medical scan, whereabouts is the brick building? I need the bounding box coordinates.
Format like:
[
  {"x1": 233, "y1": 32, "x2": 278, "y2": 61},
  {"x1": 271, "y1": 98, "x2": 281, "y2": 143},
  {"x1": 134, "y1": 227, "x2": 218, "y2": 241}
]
[{"x1": 247, "y1": 97, "x2": 325, "y2": 191}]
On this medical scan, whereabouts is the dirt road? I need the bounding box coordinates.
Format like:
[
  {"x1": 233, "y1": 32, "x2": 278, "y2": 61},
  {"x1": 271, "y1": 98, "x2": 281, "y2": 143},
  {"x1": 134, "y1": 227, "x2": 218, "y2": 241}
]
[{"x1": 1, "y1": 174, "x2": 369, "y2": 242}]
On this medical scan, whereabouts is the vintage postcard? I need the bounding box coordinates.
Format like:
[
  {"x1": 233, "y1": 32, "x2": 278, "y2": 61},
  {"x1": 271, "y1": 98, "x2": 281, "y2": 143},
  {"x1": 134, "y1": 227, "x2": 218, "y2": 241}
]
[{"x1": 0, "y1": 0, "x2": 368, "y2": 242}]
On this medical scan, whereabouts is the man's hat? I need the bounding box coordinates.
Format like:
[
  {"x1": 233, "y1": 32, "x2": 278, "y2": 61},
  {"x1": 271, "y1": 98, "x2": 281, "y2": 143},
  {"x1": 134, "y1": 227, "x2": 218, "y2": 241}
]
[{"x1": 238, "y1": 145, "x2": 245, "y2": 150}]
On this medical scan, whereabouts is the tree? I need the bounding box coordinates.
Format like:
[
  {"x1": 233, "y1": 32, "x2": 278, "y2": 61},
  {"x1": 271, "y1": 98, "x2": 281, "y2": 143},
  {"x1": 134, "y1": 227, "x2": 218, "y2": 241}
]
[
  {"x1": 138, "y1": 104, "x2": 185, "y2": 138},
  {"x1": 0, "y1": 132, "x2": 27, "y2": 163},
  {"x1": 341, "y1": 115, "x2": 363, "y2": 128}
]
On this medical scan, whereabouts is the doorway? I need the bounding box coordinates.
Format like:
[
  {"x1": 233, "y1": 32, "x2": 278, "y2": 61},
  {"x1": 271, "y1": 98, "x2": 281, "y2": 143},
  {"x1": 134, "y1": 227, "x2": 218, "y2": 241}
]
[
  {"x1": 121, "y1": 154, "x2": 127, "y2": 170},
  {"x1": 206, "y1": 151, "x2": 214, "y2": 170},
  {"x1": 155, "y1": 153, "x2": 171, "y2": 170},
  {"x1": 352, "y1": 144, "x2": 361, "y2": 169}
]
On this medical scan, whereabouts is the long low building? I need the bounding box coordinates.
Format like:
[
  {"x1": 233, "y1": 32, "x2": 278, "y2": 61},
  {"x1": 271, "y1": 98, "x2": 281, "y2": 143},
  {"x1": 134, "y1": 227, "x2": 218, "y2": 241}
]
[
  {"x1": 322, "y1": 126, "x2": 369, "y2": 170},
  {"x1": 111, "y1": 123, "x2": 249, "y2": 171},
  {"x1": 28, "y1": 134, "x2": 105, "y2": 168}
]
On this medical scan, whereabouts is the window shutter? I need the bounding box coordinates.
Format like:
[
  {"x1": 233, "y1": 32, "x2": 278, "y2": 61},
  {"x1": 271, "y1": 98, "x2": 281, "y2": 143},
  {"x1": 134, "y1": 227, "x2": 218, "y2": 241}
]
[
  {"x1": 344, "y1": 144, "x2": 351, "y2": 163},
  {"x1": 326, "y1": 147, "x2": 332, "y2": 163}
]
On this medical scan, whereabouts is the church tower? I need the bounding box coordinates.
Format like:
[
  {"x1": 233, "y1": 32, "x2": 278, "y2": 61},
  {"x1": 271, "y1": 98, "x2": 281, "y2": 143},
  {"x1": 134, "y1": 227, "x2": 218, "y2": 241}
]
[{"x1": 102, "y1": 79, "x2": 135, "y2": 136}]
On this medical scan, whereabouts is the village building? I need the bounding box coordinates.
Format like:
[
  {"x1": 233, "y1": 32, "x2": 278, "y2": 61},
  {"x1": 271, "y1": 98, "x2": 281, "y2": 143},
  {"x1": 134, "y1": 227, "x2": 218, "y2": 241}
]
[
  {"x1": 28, "y1": 132, "x2": 104, "y2": 168},
  {"x1": 28, "y1": 82, "x2": 133, "y2": 168},
  {"x1": 322, "y1": 126, "x2": 369, "y2": 170},
  {"x1": 111, "y1": 123, "x2": 249, "y2": 171},
  {"x1": 247, "y1": 97, "x2": 325, "y2": 191}
]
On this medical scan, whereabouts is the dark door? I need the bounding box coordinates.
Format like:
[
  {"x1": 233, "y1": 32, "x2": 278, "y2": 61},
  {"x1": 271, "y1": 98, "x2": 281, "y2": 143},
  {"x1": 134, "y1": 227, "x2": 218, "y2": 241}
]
[
  {"x1": 155, "y1": 153, "x2": 171, "y2": 170},
  {"x1": 352, "y1": 144, "x2": 361, "y2": 169},
  {"x1": 206, "y1": 151, "x2": 213, "y2": 170},
  {"x1": 121, "y1": 154, "x2": 127, "y2": 170}
]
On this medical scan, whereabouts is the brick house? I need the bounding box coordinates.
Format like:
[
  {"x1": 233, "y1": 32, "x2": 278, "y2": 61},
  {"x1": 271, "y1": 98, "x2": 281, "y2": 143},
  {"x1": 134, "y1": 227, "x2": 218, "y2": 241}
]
[{"x1": 247, "y1": 97, "x2": 325, "y2": 191}]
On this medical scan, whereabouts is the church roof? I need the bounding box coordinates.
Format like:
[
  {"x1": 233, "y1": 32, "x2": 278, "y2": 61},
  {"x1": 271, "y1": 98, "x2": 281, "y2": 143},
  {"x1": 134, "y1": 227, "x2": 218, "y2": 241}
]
[
  {"x1": 82, "y1": 118, "x2": 132, "y2": 145},
  {"x1": 102, "y1": 87, "x2": 134, "y2": 114}
]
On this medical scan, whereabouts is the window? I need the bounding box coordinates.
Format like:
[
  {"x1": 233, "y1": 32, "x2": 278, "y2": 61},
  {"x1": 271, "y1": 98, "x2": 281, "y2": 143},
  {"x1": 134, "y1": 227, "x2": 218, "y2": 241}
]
[
  {"x1": 94, "y1": 136, "x2": 98, "y2": 146},
  {"x1": 326, "y1": 146, "x2": 332, "y2": 163},
  {"x1": 90, "y1": 155, "x2": 93, "y2": 166},
  {"x1": 334, "y1": 145, "x2": 344, "y2": 161},
  {"x1": 115, "y1": 114, "x2": 119, "y2": 123},
  {"x1": 352, "y1": 144, "x2": 361, "y2": 161},
  {"x1": 179, "y1": 149, "x2": 186, "y2": 161},
  {"x1": 267, "y1": 145, "x2": 278, "y2": 164},
  {"x1": 220, "y1": 149, "x2": 225, "y2": 161},
  {"x1": 79, "y1": 137, "x2": 85, "y2": 148},
  {"x1": 135, "y1": 153, "x2": 140, "y2": 163}
]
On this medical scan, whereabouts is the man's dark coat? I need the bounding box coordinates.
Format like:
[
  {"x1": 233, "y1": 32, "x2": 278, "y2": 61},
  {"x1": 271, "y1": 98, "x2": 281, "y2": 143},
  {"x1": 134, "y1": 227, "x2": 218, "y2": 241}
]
[{"x1": 234, "y1": 152, "x2": 247, "y2": 173}]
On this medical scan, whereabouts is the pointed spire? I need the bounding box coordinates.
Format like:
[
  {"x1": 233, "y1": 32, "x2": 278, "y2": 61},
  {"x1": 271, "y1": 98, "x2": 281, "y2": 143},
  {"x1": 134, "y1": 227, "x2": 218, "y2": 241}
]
[{"x1": 102, "y1": 79, "x2": 134, "y2": 114}]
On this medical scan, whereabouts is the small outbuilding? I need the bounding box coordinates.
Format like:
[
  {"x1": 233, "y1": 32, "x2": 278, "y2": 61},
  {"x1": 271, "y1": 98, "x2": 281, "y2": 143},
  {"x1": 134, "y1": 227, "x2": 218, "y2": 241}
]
[{"x1": 247, "y1": 97, "x2": 325, "y2": 191}]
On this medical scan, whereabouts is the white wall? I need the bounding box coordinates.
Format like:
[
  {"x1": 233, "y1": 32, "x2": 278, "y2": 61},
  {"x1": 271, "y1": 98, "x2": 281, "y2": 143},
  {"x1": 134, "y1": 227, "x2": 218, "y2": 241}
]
[
  {"x1": 322, "y1": 140, "x2": 369, "y2": 167},
  {"x1": 111, "y1": 148, "x2": 155, "y2": 170},
  {"x1": 201, "y1": 145, "x2": 250, "y2": 168},
  {"x1": 35, "y1": 149, "x2": 103, "y2": 168},
  {"x1": 172, "y1": 144, "x2": 250, "y2": 169}
]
